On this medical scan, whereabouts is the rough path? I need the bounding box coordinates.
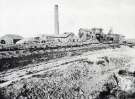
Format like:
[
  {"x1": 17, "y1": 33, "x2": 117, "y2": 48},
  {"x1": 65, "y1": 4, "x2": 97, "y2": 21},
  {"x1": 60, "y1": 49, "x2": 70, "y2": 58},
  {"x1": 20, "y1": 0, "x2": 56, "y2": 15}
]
[{"x1": 0, "y1": 48, "x2": 106, "y2": 87}]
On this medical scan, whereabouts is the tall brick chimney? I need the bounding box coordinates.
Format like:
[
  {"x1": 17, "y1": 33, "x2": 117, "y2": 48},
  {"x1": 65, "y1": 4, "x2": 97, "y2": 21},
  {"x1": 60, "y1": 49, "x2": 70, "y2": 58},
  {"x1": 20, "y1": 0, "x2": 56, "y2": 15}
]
[{"x1": 54, "y1": 4, "x2": 59, "y2": 35}]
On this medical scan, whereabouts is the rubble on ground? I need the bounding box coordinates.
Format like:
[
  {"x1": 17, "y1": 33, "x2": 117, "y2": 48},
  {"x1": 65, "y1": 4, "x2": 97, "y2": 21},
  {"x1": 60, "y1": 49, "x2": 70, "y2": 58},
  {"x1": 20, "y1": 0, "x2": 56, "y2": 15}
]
[{"x1": 0, "y1": 47, "x2": 135, "y2": 99}]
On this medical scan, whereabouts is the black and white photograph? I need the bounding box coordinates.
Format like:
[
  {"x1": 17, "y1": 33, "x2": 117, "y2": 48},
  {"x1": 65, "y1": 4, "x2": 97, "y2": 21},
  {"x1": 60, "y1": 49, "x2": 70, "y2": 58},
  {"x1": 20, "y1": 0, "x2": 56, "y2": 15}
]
[{"x1": 0, "y1": 0, "x2": 135, "y2": 99}]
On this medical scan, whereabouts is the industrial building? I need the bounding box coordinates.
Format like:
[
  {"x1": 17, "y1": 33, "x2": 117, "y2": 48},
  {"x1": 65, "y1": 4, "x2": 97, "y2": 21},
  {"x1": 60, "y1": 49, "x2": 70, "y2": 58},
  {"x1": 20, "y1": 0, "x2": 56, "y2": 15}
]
[
  {"x1": 105, "y1": 34, "x2": 125, "y2": 43},
  {"x1": 42, "y1": 32, "x2": 77, "y2": 43},
  {"x1": 1, "y1": 4, "x2": 125, "y2": 46},
  {"x1": 78, "y1": 28, "x2": 102, "y2": 43},
  {"x1": 0, "y1": 34, "x2": 23, "y2": 44},
  {"x1": 38, "y1": 32, "x2": 77, "y2": 44}
]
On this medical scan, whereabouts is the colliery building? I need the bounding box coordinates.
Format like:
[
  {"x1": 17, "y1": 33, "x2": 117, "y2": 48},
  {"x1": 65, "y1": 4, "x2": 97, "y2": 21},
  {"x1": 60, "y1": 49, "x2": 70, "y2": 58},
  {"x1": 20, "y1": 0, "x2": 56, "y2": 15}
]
[
  {"x1": 0, "y1": 34, "x2": 23, "y2": 44},
  {"x1": 78, "y1": 28, "x2": 103, "y2": 43},
  {"x1": 17, "y1": 32, "x2": 78, "y2": 45},
  {"x1": 16, "y1": 27, "x2": 125, "y2": 46},
  {"x1": 105, "y1": 33, "x2": 125, "y2": 43},
  {"x1": 41, "y1": 32, "x2": 77, "y2": 43},
  {"x1": 79, "y1": 28, "x2": 97, "y2": 41},
  {"x1": 78, "y1": 28, "x2": 125, "y2": 44},
  {"x1": 0, "y1": 4, "x2": 125, "y2": 46}
]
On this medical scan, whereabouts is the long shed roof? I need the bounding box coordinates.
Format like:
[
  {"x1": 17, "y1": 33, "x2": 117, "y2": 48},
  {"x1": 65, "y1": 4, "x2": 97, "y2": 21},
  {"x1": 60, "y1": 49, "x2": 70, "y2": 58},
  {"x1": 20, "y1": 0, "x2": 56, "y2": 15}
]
[{"x1": 0, "y1": 34, "x2": 23, "y2": 40}]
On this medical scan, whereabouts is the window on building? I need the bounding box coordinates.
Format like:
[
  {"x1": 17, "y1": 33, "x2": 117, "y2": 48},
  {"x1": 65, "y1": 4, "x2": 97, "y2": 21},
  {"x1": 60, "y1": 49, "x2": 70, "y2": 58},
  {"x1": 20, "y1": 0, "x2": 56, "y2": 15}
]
[
  {"x1": 13, "y1": 39, "x2": 21, "y2": 44},
  {"x1": 91, "y1": 36, "x2": 93, "y2": 39},
  {"x1": 58, "y1": 39, "x2": 61, "y2": 42},
  {"x1": 41, "y1": 40, "x2": 46, "y2": 43},
  {"x1": 34, "y1": 37, "x2": 40, "y2": 40},
  {"x1": 1, "y1": 40, "x2": 6, "y2": 44}
]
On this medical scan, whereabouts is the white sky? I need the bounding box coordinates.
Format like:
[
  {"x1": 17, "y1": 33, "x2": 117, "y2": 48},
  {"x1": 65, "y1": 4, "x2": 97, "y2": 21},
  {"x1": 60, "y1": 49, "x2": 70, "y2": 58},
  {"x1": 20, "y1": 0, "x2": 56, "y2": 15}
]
[{"x1": 0, "y1": 0, "x2": 135, "y2": 38}]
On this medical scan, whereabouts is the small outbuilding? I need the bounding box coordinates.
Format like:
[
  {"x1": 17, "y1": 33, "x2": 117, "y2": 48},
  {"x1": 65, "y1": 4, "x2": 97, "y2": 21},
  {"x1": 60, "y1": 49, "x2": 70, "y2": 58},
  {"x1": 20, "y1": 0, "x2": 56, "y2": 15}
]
[
  {"x1": 106, "y1": 34, "x2": 125, "y2": 43},
  {"x1": 0, "y1": 34, "x2": 23, "y2": 44},
  {"x1": 44, "y1": 32, "x2": 78, "y2": 43}
]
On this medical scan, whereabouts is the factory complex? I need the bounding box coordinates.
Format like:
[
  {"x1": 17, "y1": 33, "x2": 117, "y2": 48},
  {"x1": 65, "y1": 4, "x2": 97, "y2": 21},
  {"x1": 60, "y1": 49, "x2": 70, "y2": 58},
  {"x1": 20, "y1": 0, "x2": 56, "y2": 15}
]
[{"x1": 0, "y1": 4, "x2": 126, "y2": 47}]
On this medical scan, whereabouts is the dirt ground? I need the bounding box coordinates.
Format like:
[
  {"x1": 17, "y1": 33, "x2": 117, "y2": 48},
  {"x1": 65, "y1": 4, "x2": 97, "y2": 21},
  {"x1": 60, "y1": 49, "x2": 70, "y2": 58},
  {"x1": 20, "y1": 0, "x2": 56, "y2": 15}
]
[{"x1": 0, "y1": 46, "x2": 135, "y2": 99}]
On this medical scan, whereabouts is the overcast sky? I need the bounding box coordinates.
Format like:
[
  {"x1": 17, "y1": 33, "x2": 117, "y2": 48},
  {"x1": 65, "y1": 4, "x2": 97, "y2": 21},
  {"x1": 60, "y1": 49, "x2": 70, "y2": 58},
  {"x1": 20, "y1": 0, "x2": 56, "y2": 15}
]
[{"x1": 0, "y1": 0, "x2": 135, "y2": 38}]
